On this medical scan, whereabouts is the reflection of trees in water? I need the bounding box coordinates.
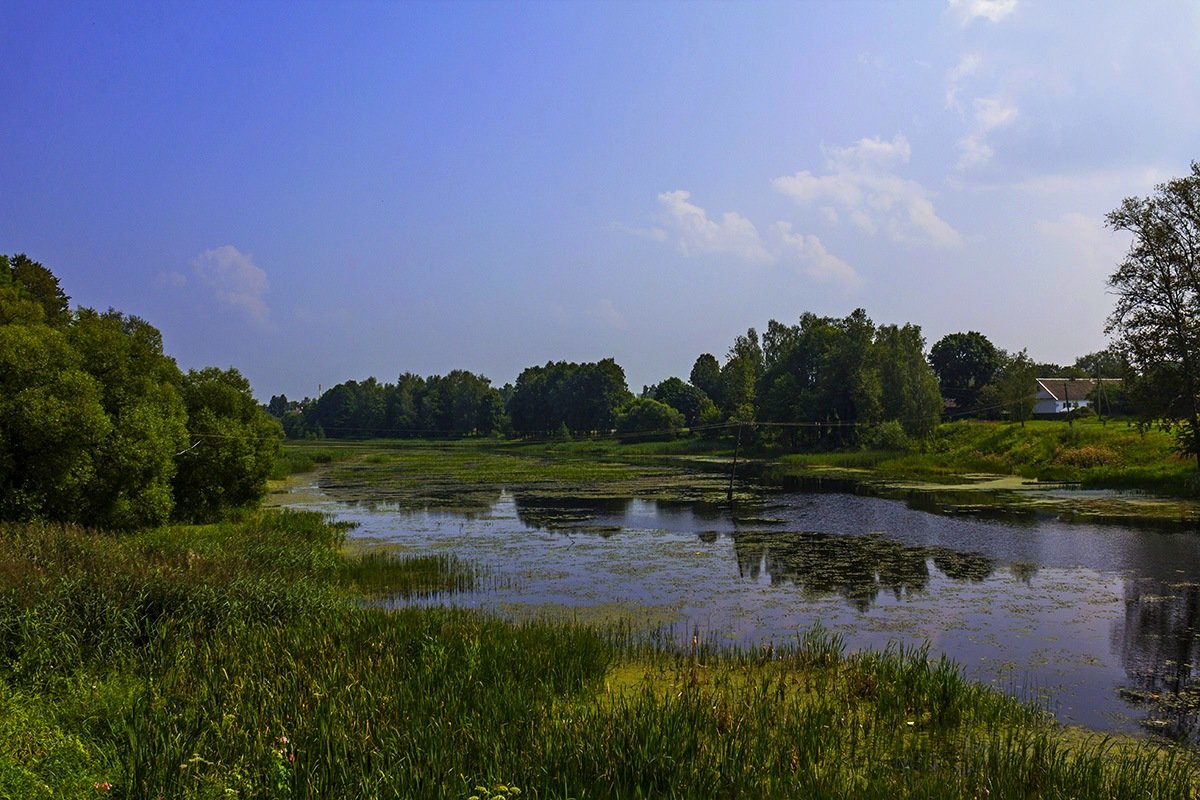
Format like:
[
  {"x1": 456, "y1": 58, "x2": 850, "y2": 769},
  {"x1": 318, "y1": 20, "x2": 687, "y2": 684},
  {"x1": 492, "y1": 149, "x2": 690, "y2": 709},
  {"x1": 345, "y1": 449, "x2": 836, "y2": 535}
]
[
  {"x1": 1115, "y1": 577, "x2": 1200, "y2": 741},
  {"x1": 345, "y1": 487, "x2": 503, "y2": 517},
  {"x1": 512, "y1": 495, "x2": 631, "y2": 532},
  {"x1": 733, "y1": 531, "x2": 992, "y2": 612}
]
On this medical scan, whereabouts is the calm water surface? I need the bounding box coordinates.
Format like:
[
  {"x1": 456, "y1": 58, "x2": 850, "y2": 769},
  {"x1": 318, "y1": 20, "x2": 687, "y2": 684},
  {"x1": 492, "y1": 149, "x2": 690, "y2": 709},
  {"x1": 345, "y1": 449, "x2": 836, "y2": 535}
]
[{"x1": 292, "y1": 485, "x2": 1200, "y2": 741}]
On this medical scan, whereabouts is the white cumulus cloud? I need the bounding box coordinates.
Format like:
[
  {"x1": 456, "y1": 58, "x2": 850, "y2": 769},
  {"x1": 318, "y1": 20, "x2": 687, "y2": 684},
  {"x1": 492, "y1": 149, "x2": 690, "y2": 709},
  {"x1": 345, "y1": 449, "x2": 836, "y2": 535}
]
[
  {"x1": 773, "y1": 134, "x2": 961, "y2": 248},
  {"x1": 191, "y1": 245, "x2": 271, "y2": 325},
  {"x1": 656, "y1": 190, "x2": 773, "y2": 263}
]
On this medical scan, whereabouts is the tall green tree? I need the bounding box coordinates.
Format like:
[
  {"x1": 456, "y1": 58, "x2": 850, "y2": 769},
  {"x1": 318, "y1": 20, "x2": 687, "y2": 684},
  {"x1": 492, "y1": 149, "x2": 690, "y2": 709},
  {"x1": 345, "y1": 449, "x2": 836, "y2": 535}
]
[
  {"x1": 874, "y1": 323, "x2": 942, "y2": 437},
  {"x1": 69, "y1": 309, "x2": 189, "y2": 528},
  {"x1": 689, "y1": 353, "x2": 724, "y2": 409},
  {"x1": 615, "y1": 397, "x2": 685, "y2": 442},
  {"x1": 1106, "y1": 162, "x2": 1200, "y2": 465},
  {"x1": 646, "y1": 377, "x2": 713, "y2": 427},
  {"x1": 508, "y1": 359, "x2": 630, "y2": 436},
  {"x1": 3, "y1": 253, "x2": 71, "y2": 327},
  {"x1": 996, "y1": 349, "x2": 1037, "y2": 426},
  {"x1": 0, "y1": 324, "x2": 110, "y2": 521},
  {"x1": 172, "y1": 368, "x2": 282, "y2": 522},
  {"x1": 722, "y1": 328, "x2": 763, "y2": 420},
  {"x1": 929, "y1": 331, "x2": 1001, "y2": 415}
]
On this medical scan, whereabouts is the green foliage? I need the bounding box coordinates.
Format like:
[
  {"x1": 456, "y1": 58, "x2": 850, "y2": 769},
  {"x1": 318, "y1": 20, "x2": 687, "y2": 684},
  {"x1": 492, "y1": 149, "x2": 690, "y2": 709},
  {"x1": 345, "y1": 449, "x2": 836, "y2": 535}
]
[
  {"x1": 2, "y1": 253, "x2": 71, "y2": 327},
  {"x1": 752, "y1": 310, "x2": 939, "y2": 447},
  {"x1": 173, "y1": 367, "x2": 283, "y2": 522},
  {"x1": 996, "y1": 349, "x2": 1037, "y2": 426},
  {"x1": 0, "y1": 254, "x2": 279, "y2": 528},
  {"x1": 0, "y1": 324, "x2": 110, "y2": 521},
  {"x1": 930, "y1": 331, "x2": 1001, "y2": 415},
  {"x1": 860, "y1": 420, "x2": 914, "y2": 451},
  {"x1": 721, "y1": 327, "x2": 763, "y2": 416},
  {"x1": 615, "y1": 397, "x2": 685, "y2": 442},
  {"x1": 69, "y1": 309, "x2": 189, "y2": 528},
  {"x1": 307, "y1": 370, "x2": 508, "y2": 439},
  {"x1": 1106, "y1": 163, "x2": 1200, "y2": 465},
  {"x1": 875, "y1": 322, "x2": 942, "y2": 437},
  {"x1": 645, "y1": 376, "x2": 711, "y2": 427},
  {"x1": 509, "y1": 358, "x2": 632, "y2": 436},
  {"x1": 689, "y1": 352, "x2": 723, "y2": 408}
]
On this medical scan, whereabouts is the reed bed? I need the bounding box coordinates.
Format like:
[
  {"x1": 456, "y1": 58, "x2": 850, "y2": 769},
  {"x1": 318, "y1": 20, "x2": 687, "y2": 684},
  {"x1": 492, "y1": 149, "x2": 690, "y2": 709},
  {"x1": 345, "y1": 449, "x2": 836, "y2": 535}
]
[{"x1": 1, "y1": 511, "x2": 1197, "y2": 798}]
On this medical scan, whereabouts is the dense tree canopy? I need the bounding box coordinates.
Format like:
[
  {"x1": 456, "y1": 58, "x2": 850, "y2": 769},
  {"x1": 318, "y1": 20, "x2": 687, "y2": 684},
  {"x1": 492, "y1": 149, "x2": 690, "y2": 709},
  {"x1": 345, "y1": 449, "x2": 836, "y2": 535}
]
[
  {"x1": 615, "y1": 397, "x2": 685, "y2": 442},
  {"x1": 0, "y1": 254, "x2": 281, "y2": 527},
  {"x1": 173, "y1": 368, "x2": 282, "y2": 522},
  {"x1": 645, "y1": 377, "x2": 714, "y2": 428},
  {"x1": 508, "y1": 359, "x2": 631, "y2": 437},
  {"x1": 1106, "y1": 162, "x2": 1200, "y2": 465},
  {"x1": 296, "y1": 370, "x2": 505, "y2": 439},
  {"x1": 929, "y1": 331, "x2": 1001, "y2": 414},
  {"x1": 752, "y1": 310, "x2": 940, "y2": 446},
  {"x1": 689, "y1": 353, "x2": 723, "y2": 408}
]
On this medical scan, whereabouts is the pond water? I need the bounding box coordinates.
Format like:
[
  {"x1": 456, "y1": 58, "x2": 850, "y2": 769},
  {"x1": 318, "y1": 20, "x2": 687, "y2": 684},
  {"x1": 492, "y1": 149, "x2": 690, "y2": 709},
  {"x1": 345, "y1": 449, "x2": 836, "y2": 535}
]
[{"x1": 290, "y1": 482, "x2": 1200, "y2": 742}]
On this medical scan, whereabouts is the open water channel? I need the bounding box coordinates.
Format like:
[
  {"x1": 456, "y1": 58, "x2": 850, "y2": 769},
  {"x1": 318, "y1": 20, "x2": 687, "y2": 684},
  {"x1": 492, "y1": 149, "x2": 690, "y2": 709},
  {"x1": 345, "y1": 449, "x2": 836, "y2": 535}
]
[{"x1": 285, "y1": 478, "x2": 1200, "y2": 743}]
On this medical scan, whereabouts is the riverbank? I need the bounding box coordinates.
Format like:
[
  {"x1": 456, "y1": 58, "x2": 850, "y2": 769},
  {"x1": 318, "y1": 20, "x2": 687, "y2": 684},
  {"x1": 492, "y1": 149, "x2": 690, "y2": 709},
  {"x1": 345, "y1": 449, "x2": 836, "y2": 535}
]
[
  {"x1": 275, "y1": 418, "x2": 1200, "y2": 527},
  {"x1": 2, "y1": 510, "x2": 1197, "y2": 798}
]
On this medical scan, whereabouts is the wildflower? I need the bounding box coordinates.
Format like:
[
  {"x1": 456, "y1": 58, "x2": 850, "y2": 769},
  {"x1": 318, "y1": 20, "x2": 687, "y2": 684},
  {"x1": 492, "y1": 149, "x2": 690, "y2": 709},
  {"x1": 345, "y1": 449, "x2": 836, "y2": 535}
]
[{"x1": 93, "y1": 782, "x2": 112, "y2": 791}]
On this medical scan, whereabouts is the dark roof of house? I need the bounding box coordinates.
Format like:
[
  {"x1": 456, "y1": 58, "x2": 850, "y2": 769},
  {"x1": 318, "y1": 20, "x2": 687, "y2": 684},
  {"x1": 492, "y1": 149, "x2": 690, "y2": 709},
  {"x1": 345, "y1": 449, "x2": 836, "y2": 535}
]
[{"x1": 1035, "y1": 377, "x2": 1121, "y2": 401}]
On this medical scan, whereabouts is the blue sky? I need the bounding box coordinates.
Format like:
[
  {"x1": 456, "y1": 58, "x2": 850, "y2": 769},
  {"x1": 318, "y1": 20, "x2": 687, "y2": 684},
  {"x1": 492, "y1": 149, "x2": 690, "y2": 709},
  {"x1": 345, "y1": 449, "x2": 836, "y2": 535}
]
[{"x1": 3, "y1": 1, "x2": 1199, "y2": 400}]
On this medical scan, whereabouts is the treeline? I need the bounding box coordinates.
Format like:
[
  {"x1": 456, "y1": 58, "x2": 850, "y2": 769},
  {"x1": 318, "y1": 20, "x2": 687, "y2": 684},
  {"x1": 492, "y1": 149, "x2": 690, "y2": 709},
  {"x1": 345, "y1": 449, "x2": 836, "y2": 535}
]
[
  {"x1": 269, "y1": 359, "x2": 636, "y2": 440},
  {"x1": 0, "y1": 254, "x2": 281, "y2": 528},
  {"x1": 278, "y1": 308, "x2": 1049, "y2": 447}
]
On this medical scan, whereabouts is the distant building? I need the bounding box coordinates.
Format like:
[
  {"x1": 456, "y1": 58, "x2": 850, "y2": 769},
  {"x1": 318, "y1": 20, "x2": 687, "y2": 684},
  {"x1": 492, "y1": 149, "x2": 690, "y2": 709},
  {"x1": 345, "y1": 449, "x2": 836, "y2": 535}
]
[{"x1": 1033, "y1": 377, "x2": 1122, "y2": 415}]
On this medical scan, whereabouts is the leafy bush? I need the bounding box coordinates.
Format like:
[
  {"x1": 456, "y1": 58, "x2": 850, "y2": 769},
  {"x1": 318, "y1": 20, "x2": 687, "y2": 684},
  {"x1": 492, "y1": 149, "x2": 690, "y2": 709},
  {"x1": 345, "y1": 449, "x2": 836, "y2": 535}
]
[
  {"x1": 860, "y1": 420, "x2": 914, "y2": 452},
  {"x1": 615, "y1": 398, "x2": 685, "y2": 443}
]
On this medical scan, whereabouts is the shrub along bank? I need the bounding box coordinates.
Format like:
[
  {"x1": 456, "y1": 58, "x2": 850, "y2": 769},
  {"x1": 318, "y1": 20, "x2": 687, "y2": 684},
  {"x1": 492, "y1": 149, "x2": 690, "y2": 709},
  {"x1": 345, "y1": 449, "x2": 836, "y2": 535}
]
[{"x1": 1, "y1": 510, "x2": 1196, "y2": 798}]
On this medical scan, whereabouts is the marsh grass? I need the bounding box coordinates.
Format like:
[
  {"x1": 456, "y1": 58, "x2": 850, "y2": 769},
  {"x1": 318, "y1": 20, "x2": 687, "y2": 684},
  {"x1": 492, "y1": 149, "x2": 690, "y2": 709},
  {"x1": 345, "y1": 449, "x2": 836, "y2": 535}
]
[
  {"x1": 340, "y1": 550, "x2": 484, "y2": 597},
  {"x1": 2, "y1": 511, "x2": 1198, "y2": 798}
]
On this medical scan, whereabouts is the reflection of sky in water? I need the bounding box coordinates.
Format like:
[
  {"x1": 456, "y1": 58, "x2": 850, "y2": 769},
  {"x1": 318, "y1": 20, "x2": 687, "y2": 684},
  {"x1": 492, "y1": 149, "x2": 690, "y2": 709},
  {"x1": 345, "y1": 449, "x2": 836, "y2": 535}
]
[{"x1": 293, "y1": 487, "x2": 1200, "y2": 739}]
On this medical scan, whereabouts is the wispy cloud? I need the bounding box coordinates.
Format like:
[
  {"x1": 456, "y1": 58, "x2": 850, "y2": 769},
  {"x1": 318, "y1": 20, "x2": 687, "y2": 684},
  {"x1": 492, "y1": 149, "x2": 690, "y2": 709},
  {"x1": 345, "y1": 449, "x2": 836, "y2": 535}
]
[
  {"x1": 945, "y1": 53, "x2": 981, "y2": 110},
  {"x1": 191, "y1": 245, "x2": 270, "y2": 325},
  {"x1": 772, "y1": 223, "x2": 862, "y2": 290},
  {"x1": 773, "y1": 134, "x2": 961, "y2": 248},
  {"x1": 656, "y1": 190, "x2": 773, "y2": 263},
  {"x1": 957, "y1": 96, "x2": 1019, "y2": 168},
  {"x1": 948, "y1": 0, "x2": 1017, "y2": 25},
  {"x1": 634, "y1": 188, "x2": 864, "y2": 290}
]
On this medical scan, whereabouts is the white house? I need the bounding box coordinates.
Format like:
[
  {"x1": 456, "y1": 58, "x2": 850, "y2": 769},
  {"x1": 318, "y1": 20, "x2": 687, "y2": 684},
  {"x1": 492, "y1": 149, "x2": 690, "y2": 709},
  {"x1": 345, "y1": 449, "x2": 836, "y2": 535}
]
[{"x1": 1033, "y1": 377, "x2": 1121, "y2": 415}]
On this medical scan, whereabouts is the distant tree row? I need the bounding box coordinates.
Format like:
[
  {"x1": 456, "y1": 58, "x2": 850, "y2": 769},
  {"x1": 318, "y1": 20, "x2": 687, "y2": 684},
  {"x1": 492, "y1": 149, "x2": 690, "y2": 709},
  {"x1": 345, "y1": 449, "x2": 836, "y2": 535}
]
[
  {"x1": 0, "y1": 254, "x2": 281, "y2": 528},
  {"x1": 281, "y1": 313, "x2": 1136, "y2": 449},
  {"x1": 269, "y1": 370, "x2": 506, "y2": 439}
]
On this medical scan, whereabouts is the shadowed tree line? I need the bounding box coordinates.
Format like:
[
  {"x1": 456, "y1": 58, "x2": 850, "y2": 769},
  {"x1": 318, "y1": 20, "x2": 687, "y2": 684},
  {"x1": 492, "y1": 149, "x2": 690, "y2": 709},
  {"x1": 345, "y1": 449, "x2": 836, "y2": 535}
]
[{"x1": 0, "y1": 254, "x2": 281, "y2": 528}]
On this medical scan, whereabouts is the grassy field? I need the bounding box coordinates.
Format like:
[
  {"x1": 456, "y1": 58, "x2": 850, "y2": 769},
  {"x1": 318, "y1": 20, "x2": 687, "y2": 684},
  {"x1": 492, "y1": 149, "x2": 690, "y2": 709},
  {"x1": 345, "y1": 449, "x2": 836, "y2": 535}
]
[
  {"x1": 2, "y1": 509, "x2": 1198, "y2": 798},
  {"x1": 774, "y1": 418, "x2": 1196, "y2": 490},
  {"x1": 279, "y1": 417, "x2": 1197, "y2": 495}
]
